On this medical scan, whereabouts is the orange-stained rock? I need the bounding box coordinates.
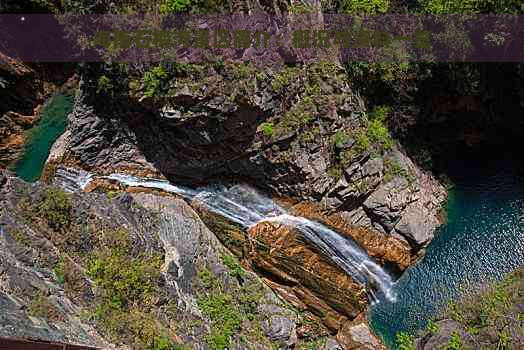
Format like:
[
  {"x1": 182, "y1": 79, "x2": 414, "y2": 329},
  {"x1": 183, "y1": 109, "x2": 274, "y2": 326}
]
[
  {"x1": 290, "y1": 202, "x2": 413, "y2": 270},
  {"x1": 247, "y1": 220, "x2": 367, "y2": 329}
]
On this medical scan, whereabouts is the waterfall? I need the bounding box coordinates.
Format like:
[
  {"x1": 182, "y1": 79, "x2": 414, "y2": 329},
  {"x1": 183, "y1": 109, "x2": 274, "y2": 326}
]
[{"x1": 78, "y1": 172, "x2": 397, "y2": 303}]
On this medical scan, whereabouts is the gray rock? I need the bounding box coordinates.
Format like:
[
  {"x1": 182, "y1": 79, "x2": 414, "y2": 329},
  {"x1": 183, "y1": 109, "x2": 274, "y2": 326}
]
[
  {"x1": 0, "y1": 176, "x2": 299, "y2": 349},
  {"x1": 263, "y1": 315, "x2": 297, "y2": 347},
  {"x1": 363, "y1": 176, "x2": 411, "y2": 232},
  {"x1": 347, "y1": 323, "x2": 383, "y2": 350},
  {"x1": 415, "y1": 320, "x2": 468, "y2": 350},
  {"x1": 394, "y1": 203, "x2": 437, "y2": 246},
  {"x1": 337, "y1": 207, "x2": 373, "y2": 227}
]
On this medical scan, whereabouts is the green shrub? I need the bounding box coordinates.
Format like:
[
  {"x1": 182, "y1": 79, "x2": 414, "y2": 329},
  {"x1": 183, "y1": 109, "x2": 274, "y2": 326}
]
[
  {"x1": 366, "y1": 106, "x2": 394, "y2": 152},
  {"x1": 37, "y1": 188, "x2": 72, "y2": 231},
  {"x1": 327, "y1": 166, "x2": 343, "y2": 180},
  {"x1": 260, "y1": 122, "x2": 274, "y2": 137},
  {"x1": 384, "y1": 157, "x2": 414, "y2": 183},
  {"x1": 86, "y1": 228, "x2": 168, "y2": 349},
  {"x1": 198, "y1": 267, "x2": 216, "y2": 290},
  {"x1": 198, "y1": 292, "x2": 242, "y2": 350},
  {"x1": 419, "y1": 0, "x2": 524, "y2": 14},
  {"x1": 445, "y1": 331, "x2": 462, "y2": 350},
  {"x1": 28, "y1": 291, "x2": 62, "y2": 321},
  {"x1": 395, "y1": 331, "x2": 415, "y2": 350},
  {"x1": 160, "y1": 0, "x2": 191, "y2": 14},
  {"x1": 221, "y1": 254, "x2": 245, "y2": 280},
  {"x1": 368, "y1": 105, "x2": 390, "y2": 122},
  {"x1": 288, "y1": 2, "x2": 316, "y2": 14},
  {"x1": 426, "y1": 319, "x2": 440, "y2": 334},
  {"x1": 153, "y1": 336, "x2": 176, "y2": 350},
  {"x1": 354, "y1": 132, "x2": 370, "y2": 155},
  {"x1": 106, "y1": 191, "x2": 120, "y2": 200},
  {"x1": 271, "y1": 67, "x2": 299, "y2": 91},
  {"x1": 280, "y1": 98, "x2": 316, "y2": 133},
  {"x1": 367, "y1": 119, "x2": 393, "y2": 151},
  {"x1": 143, "y1": 65, "x2": 169, "y2": 97},
  {"x1": 341, "y1": 0, "x2": 389, "y2": 14},
  {"x1": 333, "y1": 131, "x2": 349, "y2": 148},
  {"x1": 87, "y1": 251, "x2": 161, "y2": 309}
]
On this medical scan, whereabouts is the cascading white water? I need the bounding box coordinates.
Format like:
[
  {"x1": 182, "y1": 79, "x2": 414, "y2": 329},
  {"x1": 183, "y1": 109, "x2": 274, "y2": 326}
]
[{"x1": 79, "y1": 172, "x2": 397, "y2": 303}]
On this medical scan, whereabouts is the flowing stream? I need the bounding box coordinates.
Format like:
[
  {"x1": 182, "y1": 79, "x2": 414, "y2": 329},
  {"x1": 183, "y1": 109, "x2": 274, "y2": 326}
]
[
  {"x1": 21, "y1": 93, "x2": 523, "y2": 349},
  {"x1": 89, "y1": 173, "x2": 398, "y2": 303}
]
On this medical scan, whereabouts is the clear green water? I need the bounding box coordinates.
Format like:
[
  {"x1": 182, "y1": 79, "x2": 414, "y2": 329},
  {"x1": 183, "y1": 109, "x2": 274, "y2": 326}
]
[
  {"x1": 13, "y1": 94, "x2": 73, "y2": 182},
  {"x1": 369, "y1": 146, "x2": 524, "y2": 349}
]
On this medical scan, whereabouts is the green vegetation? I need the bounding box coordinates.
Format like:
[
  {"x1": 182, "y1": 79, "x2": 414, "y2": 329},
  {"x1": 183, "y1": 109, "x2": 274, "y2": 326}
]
[
  {"x1": 353, "y1": 132, "x2": 371, "y2": 156},
  {"x1": 160, "y1": 0, "x2": 191, "y2": 14},
  {"x1": 37, "y1": 187, "x2": 72, "y2": 231},
  {"x1": 395, "y1": 331, "x2": 415, "y2": 350},
  {"x1": 143, "y1": 65, "x2": 169, "y2": 98},
  {"x1": 198, "y1": 292, "x2": 242, "y2": 350},
  {"x1": 333, "y1": 130, "x2": 349, "y2": 148},
  {"x1": 259, "y1": 122, "x2": 274, "y2": 137},
  {"x1": 106, "y1": 191, "x2": 121, "y2": 200},
  {"x1": 327, "y1": 166, "x2": 343, "y2": 180},
  {"x1": 426, "y1": 319, "x2": 440, "y2": 334},
  {"x1": 197, "y1": 267, "x2": 243, "y2": 350},
  {"x1": 288, "y1": 2, "x2": 316, "y2": 14},
  {"x1": 413, "y1": 268, "x2": 524, "y2": 349},
  {"x1": 384, "y1": 157, "x2": 414, "y2": 184},
  {"x1": 196, "y1": 263, "x2": 265, "y2": 350},
  {"x1": 280, "y1": 97, "x2": 315, "y2": 134},
  {"x1": 366, "y1": 105, "x2": 393, "y2": 152},
  {"x1": 419, "y1": 0, "x2": 524, "y2": 14},
  {"x1": 341, "y1": 0, "x2": 389, "y2": 14},
  {"x1": 96, "y1": 75, "x2": 114, "y2": 96},
  {"x1": 221, "y1": 254, "x2": 245, "y2": 280},
  {"x1": 53, "y1": 257, "x2": 66, "y2": 285},
  {"x1": 228, "y1": 63, "x2": 252, "y2": 80},
  {"x1": 198, "y1": 267, "x2": 217, "y2": 290},
  {"x1": 85, "y1": 228, "x2": 174, "y2": 349},
  {"x1": 87, "y1": 229, "x2": 162, "y2": 310},
  {"x1": 271, "y1": 67, "x2": 300, "y2": 92},
  {"x1": 331, "y1": 105, "x2": 395, "y2": 170},
  {"x1": 445, "y1": 331, "x2": 462, "y2": 350}
]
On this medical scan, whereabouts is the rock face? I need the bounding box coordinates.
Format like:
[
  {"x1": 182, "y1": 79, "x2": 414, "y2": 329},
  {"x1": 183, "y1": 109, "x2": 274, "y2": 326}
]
[
  {"x1": 247, "y1": 220, "x2": 367, "y2": 328},
  {"x1": 0, "y1": 59, "x2": 42, "y2": 167},
  {"x1": 0, "y1": 171, "x2": 329, "y2": 349},
  {"x1": 48, "y1": 61, "x2": 446, "y2": 349},
  {"x1": 194, "y1": 205, "x2": 385, "y2": 349},
  {"x1": 62, "y1": 62, "x2": 446, "y2": 253}
]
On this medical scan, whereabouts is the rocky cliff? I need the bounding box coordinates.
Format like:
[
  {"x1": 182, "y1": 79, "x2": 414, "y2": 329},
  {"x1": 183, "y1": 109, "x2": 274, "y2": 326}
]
[
  {"x1": 31, "y1": 61, "x2": 445, "y2": 348},
  {"x1": 60, "y1": 62, "x2": 446, "y2": 252},
  {"x1": 4, "y1": 169, "x2": 379, "y2": 349}
]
